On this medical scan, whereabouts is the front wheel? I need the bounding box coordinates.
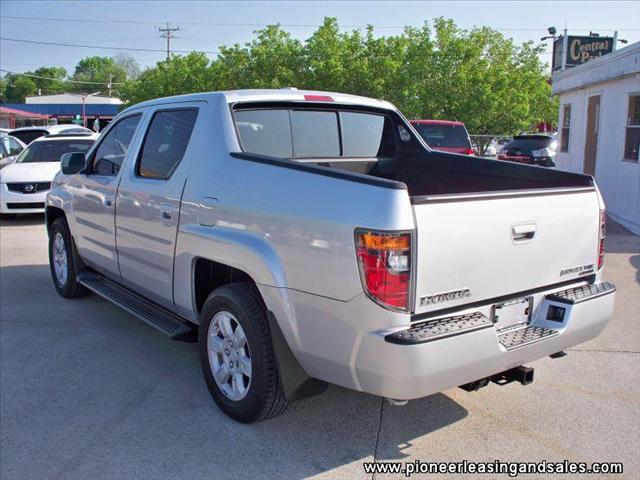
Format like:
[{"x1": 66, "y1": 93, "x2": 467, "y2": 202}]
[
  {"x1": 199, "y1": 282, "x2": 289, "y2": 423},
  {"x1": 48, "y1": 217, "x2": 90, "y2": 298}
]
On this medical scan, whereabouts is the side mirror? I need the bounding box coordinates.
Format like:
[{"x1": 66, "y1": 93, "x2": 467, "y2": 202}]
[{"x1": 60, "y1": 152, "x2": 86, "y2": 175}]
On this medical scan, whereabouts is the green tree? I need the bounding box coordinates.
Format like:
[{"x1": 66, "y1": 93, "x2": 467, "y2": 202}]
[
  {"x1": 72, "y1": 56, "x2": 127, "y2": 95},
  {"x1": 119, "y1": 52, "x2": 211, "y2": 105},
  {"x1": 114, "y1": 52, "x2": 141, "y2": 80},
  {"x1": 3, "y1": 74, "x2": 37, "y2": 103},
  {"x1": 213, "y1": 25, "x2": 305, "y2": 90},
  {"x1": 0, "y1": 75, "x2": 8, "y2": 102},
  {"x1": 119, "y1": 16, "x2": 557, "y2": 145},
  {"x1": 31, "y1": 66, "x2": 67, "y2": 95}
]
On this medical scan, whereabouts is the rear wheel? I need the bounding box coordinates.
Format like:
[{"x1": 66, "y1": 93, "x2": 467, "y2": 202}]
[
  {"x1": 199, "y1": 282, "x2": 289, "y2": 423},
  {"x1": 48, "y1": 217, "x2": 90, "y2": 298}
]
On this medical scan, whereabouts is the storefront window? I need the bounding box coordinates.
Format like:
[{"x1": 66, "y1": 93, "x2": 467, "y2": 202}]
[
  {"x1": 624, "y1": 94, "x2": 640, "y2": 162},
  {"x1": 560, "y1": 104, "x2": 571, "y2": 152}
]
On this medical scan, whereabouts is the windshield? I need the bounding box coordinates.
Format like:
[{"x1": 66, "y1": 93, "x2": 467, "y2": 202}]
[
  {"x1": 412, "y1": 124, "x2": 470, "y2": 148},
  {"x1": 16, "y1": 139, "x2": 94, "y2": 163},
  {"x1": 503, "y1": 137, "x2": 554, "y2": 153}
]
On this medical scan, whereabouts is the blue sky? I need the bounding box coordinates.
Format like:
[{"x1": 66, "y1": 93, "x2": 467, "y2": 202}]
[{"x1": 1, "y1": 0, "x2": 639, "y2": 75}]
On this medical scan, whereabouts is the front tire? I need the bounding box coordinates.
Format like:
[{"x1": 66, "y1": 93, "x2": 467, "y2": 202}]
[
  {"x1": 199, "y1": 282, "x2": 289, "y2": 423},
  {"x1": 48, "y1": 217, "x2": 90, "y2": 298}
]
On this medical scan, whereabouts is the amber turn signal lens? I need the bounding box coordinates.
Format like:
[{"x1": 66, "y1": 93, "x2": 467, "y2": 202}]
[{"x1": 357, "y1": 232, "x2": 410, "y2": 251}]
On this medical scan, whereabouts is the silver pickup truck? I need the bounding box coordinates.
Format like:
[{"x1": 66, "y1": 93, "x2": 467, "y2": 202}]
[{"x1": 46, "y1": 89, "x2": 616, "y2": 423}]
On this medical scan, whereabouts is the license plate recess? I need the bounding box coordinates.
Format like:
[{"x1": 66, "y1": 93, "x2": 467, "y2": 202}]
[{"x1": 491, "y1": 296, "x2": 532, "y2": 331}]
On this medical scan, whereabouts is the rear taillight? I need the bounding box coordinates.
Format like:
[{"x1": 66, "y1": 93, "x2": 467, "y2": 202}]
[
  {"x1": 598, "y1": 210, "x2": 606, "y2": 270},
  {"x1": 466, "y1": 148, "x2": 475, "y2": 156},
  {"x1": 355, "y1": 230, "x2": 411, "y2": 311}
]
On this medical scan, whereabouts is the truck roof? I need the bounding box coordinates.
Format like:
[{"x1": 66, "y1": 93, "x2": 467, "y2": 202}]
[
  {"x1": 120, "y1": 89, "x2": 396, "y2": 115},
  {"x1": 410, "y1": 119, "x2": 466, "y2": 127}
]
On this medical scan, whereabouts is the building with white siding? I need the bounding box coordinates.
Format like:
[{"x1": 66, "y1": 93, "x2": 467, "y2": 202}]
[{"x1": 552, "y1": 42, "x2": 640, "y2": 234}]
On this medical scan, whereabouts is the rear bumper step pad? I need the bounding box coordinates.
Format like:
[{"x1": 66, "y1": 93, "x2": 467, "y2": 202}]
[
  {"x1": 385, "y1": 312, "x2": 492, "y2": 345},
  {"x1": 546, "y1": 281, "x2": 615, "y2": 304},
  {"x1": 497, "y1": 325, "x2": 558, "y2": 350}
]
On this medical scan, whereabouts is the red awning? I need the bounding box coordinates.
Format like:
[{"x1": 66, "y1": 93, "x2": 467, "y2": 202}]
[{"x1": 0, "y1": 106, "x2": 50, "y2": 119}]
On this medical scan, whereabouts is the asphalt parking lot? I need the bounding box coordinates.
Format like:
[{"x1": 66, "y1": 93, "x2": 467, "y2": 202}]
[{"x1": 1, "y1": 215, "x2": 638, "y2": 480}]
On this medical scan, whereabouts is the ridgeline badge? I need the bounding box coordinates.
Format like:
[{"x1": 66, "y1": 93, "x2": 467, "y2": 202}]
[{"x1": 420, "y1": 288, "x2": 471, "y2": 306}]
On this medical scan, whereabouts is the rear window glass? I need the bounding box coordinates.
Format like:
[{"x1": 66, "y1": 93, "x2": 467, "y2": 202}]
[
  {"x1": 10, "y1": 130, "x2": 46, "y2": 145},
  {"x1": 291, "y1": 111, "x2": 340, "y2": 158},
  {"x1": 340, "y1": 112, "x2": 386, "y2": 157},
  {"x1": 234, "y1": 109, "x2": 392, "y2": 159},
  {"x1": 504, "y1": 137, "x2": 553, "y2": 151},
  {"x1": 16, "y1": 140, "x2": 94, "y2": 163},
  {"x1": 413, "y1": 124, "x2": 470, "y2": 148}
]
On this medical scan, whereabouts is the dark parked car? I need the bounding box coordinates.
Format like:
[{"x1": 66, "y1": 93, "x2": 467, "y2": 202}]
[
  {"x1": 410, "y1": 120, "x2": 475, "y2": 155},
  {"x1": 497, "y1": 134, "x2": 557, "y2": 167}
]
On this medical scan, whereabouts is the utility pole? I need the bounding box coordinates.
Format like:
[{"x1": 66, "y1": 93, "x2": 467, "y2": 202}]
[
  {"x1": 108, "y1": 74, "x2": 113, "y2": 97},
  {"x1": 158, "y1": 23, "x2": 179, "y2": 61}
]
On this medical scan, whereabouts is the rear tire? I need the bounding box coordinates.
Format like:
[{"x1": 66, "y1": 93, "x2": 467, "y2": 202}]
[
  {"x1": 199, "y1": 282, "x2": 289, "y2": 423},
  {"x1": 48, "y1": 217, "x2": 90, "y2": 298}
]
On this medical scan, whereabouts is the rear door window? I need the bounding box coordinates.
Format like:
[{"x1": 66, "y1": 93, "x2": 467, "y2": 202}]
[
  {"x1": 136, "y1": 109, "x2": 198, "y2": 180},
  {"x1": 234, "y1": 108, "x2": 393, "y2": 159}
]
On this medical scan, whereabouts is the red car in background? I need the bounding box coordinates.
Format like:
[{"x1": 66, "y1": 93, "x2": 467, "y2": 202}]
[{"x1": 410, "y1": 120, "x2": 474, "y2": 155}]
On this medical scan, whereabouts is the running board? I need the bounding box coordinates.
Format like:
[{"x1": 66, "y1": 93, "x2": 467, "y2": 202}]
[{"x1": 78, "y1": 272, "x2": 195, "y2": 340}]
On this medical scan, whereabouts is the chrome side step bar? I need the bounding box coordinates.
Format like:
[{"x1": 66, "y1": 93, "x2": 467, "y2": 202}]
[{"x1": 77, "y1": 272, "x2": 195, "y2": 340}]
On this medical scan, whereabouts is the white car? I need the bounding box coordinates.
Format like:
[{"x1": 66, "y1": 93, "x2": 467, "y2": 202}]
[
  {"x1": 9, "y1": 124, "x2": 93, "y2": 145},
  {"x1": 0, "y1": 132, "x2": 97, "y2": 217},
  {"x1": 0, "y1": 134, "x2": 26, "y2": 169}
]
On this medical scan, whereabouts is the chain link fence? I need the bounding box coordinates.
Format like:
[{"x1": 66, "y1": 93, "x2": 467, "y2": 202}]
[{"x1": 469, "y1": 134, "x2": 512, "y2": 157}]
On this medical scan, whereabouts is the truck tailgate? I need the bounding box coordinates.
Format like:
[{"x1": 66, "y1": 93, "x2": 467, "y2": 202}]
[{"x1": 412, "y1": 188, "x2": 600, "y2": 315}]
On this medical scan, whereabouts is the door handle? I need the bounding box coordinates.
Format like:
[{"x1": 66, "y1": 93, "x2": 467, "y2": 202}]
[
  {"x1": 160, "y1": 204, "x2": 173, "y2": 224},
  {"x1": 511, "y1": 224, "x2": 536, "y2": 242}
]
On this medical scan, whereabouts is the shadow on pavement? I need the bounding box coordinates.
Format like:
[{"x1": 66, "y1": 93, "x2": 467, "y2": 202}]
[
  {"x1": 1, "y1": 263, "x2": 468, "y2": 479},
  {"x1": 0, "y1": 213, "x2": 45, "y2": 228},
  {"x1": 605, "y1": 216, "x2": 640, "y2": 255}
]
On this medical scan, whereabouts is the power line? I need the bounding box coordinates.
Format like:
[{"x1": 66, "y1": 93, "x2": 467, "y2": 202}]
[
  {"x1": 0, "y1": 37, "x2": 219, "y2": 55},
  {"x1": 158, "y1": 23, "x2": 180, "y2": 61},
  {"x1": 2, "y1": 14, "x2": 639, "y2": 32},
  {"x1": 0, "y1": 69, "x2": 125, "y2": 85},
  {"x1": 0, "y1": 35, "x2": 556, "y2": 56}
]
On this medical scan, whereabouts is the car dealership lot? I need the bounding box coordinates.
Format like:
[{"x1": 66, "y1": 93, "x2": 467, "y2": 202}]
[{"x1": 1, "y1": 215, "x2": 638, "y2": 480}]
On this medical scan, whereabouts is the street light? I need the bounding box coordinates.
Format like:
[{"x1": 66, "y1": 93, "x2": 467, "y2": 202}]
[
  {"x1": 541, "y1": 26, "x2": 558, "y2": 41},
  {"x1": 68, "y1": 92, "x2": 101, "y2": 128}
]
